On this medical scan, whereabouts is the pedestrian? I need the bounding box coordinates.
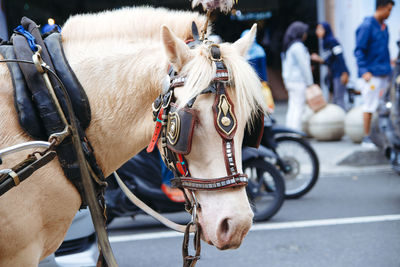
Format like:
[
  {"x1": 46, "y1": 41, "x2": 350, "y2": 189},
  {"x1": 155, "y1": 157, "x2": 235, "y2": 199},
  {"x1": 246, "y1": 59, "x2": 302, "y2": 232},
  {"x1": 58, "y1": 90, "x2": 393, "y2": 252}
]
[
  {"x1": 242, "y1": 29, "x2": 268, "y2": 82},
  {"x1": 241, "y1": 29, "x2": 274, "y2": 112},
  {"x1": 311, "y1": 22, "x2": 349, "y2": 110},
  {"x1": 354, "y1": 0, "x2": 394, "y2": 149},
  {"x1": 281, "y1": 21, "x2": 313, "y2": 131}
]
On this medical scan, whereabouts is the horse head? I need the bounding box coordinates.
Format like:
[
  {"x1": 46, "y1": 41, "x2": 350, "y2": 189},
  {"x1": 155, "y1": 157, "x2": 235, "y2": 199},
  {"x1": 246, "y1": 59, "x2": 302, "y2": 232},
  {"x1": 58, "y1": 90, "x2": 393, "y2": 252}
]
[{"x1": 157, "y1": 24, "x2": 266, "y2": 250}]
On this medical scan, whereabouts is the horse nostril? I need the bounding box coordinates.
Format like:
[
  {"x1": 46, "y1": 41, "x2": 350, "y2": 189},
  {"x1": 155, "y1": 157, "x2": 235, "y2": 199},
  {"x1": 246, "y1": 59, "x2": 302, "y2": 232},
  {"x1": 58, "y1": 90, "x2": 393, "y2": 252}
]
[{"x1": 219, "y1": 217, "x2": 230, "y2": 235}]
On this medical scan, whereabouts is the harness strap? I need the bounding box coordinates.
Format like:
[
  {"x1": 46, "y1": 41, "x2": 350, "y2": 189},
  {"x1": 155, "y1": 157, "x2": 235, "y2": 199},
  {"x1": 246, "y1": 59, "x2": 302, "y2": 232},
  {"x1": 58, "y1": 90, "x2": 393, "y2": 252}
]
[
  {"x1": 147, "y1": 107, "x2": 164, "y2": 153},
  {"x1": 171, "y1": 173, "x2": 248, "y2": 191},
  {"x1": 0, "y1": 152, "x2": 56, "y2": 196},
  {"x1": 5, "y1": 18, "x2": 117, "y2": 266}
]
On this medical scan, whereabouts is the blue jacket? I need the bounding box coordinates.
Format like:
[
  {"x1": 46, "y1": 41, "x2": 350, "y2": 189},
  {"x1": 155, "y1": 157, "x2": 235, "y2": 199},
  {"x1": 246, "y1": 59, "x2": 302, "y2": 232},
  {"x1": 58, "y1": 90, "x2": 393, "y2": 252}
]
[
  {"x1": 354, "y1": 16, "x2": 392, "y2": 77},
  {"x1": 242, "y1": 30, "x2": 268, "y2": 81},
  {"x1": 248, "y1": 45, "x2": 267, "y2": 81},
  {"x1": 321, "y1": 22, "x2": 349, "y2": 78}
]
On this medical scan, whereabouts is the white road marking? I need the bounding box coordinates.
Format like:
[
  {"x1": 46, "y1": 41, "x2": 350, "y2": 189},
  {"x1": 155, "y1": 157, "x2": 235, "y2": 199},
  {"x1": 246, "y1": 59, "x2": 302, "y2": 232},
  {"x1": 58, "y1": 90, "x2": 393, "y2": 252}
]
[
  {"x1": 109, "y1": 214, "x2": 400, "y2": 243},
  {"x1": 251, "y1": 214, "x2": 400, "y2": 231}
]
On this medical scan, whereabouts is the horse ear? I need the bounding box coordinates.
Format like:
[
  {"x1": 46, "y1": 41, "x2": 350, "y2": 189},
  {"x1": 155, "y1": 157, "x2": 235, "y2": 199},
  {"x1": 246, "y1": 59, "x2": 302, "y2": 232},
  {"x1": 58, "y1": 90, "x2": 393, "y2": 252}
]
[
  {"x1": 161, "y1": 25, "x2": 191, "y2": 71},
  {"x1": 232, "y1": 23, "x2": 257, "y2": 57}
]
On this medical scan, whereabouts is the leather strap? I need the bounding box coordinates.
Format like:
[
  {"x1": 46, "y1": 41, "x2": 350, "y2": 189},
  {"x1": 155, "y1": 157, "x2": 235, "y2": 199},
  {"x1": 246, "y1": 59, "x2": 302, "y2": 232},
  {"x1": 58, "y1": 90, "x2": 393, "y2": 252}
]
[
  {"x1": 147, "y1": 107, "x2": 164, "y2": 153},
  {"x1": 0, "y1": 151, "x2": 57, "y2": 196},
  {"x1": 171, "y1": 173, "x2": 248, "y2": 191}
]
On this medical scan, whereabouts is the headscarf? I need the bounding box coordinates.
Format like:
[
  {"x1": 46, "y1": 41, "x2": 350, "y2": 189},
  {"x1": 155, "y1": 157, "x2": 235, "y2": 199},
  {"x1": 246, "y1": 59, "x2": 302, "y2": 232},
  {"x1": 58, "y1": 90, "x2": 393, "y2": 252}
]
[
  {"x1": 320, "y1": 22, "x2": 339, "y2": 50},
  {"x1": 282, "y1": 21, "x2": 309, "y2": 53}
]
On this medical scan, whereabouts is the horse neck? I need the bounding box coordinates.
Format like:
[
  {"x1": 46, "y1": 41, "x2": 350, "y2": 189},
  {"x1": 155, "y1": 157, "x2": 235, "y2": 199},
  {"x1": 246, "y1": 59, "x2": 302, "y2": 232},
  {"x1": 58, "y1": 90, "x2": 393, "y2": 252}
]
[{"x1": 63, "y1": 41, "x2": 165, "y2": 176}]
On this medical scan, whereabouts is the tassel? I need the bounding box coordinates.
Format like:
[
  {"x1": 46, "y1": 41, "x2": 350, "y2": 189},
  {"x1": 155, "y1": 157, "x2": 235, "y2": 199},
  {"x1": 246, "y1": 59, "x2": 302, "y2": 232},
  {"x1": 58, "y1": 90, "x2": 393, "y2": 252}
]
[{"x1": 191, "y1": 0, "x2": 237, "y2": 13}]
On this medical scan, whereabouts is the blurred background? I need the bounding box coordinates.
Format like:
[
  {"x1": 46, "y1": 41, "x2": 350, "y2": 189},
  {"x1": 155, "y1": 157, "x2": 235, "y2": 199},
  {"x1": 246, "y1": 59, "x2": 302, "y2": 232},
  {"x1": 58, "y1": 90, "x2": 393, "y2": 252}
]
[
  {"x1": 2, "y1": 0, "x2": 400, "y2": 101},
  {"x1": 1, "y1": 0, "x2": 318, "y2": 101}
]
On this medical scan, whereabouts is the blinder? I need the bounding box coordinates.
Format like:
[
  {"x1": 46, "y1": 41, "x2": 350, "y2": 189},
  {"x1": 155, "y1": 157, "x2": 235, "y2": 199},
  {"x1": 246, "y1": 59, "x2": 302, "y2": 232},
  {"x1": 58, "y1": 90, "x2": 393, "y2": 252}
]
[
  {"x1": 243, "y1": 111, "x2": 264, "y2": 148},
  {"x1": 166, "y1": 103, "x2": 197, "y2": 155}
]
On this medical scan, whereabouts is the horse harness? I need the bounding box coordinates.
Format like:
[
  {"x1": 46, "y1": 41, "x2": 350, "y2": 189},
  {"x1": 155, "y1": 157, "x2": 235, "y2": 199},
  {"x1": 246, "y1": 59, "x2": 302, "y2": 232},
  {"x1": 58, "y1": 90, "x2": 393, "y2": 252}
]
[
  {"x1": 147, "y1": 39, "x2": 264, "y2": 266},
  {"x1": 0, "y1": 18, "x2": 99, "y2": 203},
  {"x1": 0, "y1": 17, "x2": 117, "y2": 266}
]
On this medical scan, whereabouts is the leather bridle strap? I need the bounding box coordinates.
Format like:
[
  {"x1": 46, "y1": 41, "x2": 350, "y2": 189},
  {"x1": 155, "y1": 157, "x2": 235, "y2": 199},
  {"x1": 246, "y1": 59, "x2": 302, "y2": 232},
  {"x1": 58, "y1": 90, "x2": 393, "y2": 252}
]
[{"x1": 171, "y1": 173, "x2": 248, "y2": 191}]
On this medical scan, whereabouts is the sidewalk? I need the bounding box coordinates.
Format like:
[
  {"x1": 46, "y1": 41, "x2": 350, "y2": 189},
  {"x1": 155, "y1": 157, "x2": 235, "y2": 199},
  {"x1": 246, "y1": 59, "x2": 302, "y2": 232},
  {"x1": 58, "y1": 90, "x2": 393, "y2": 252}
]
[{"x1": 272, "y1": 102, "x2": 392, "y2": 176}]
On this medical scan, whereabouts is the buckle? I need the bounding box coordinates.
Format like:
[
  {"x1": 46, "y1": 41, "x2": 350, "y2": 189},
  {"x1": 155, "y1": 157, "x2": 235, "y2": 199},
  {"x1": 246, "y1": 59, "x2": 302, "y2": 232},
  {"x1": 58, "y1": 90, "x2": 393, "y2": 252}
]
[
  {"x1": 162, "y1": 91, "x2": 173, "y2": 109},
  {"x1": 209, "y1": 44, "x2": 222, "y2": 62}
]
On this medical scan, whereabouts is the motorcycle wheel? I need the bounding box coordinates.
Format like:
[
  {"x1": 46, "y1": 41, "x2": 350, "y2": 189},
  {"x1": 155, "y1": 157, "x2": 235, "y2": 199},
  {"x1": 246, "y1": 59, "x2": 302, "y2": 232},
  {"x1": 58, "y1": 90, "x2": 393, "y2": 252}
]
[
  {"x1": 243, "y1": 158, "x2": 285, "y2": 222},
  {"x1": 275, "y1": 136, "x2": 319, "y2": 199}
]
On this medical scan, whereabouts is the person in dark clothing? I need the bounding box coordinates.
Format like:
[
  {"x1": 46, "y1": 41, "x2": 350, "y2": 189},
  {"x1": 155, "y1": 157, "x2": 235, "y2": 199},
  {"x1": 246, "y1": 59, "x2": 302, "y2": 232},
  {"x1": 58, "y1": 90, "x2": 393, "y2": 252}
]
[
  {"x1": 354, "y1": 0, "x2": 394, "y2": 149},
  {"x1": 311, "y1": 22, "x2": 349, "y2": 110}
]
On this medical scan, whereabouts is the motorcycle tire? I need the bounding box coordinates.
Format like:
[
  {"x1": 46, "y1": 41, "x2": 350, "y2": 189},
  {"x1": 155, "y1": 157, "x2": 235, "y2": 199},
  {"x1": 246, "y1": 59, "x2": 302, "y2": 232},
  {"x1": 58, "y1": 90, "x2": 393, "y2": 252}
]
[
  {"x1": 275, "y1": 136, "x2": 319, "y2": 199},
  {"x1": 243, "y1": 158, "x2": 285, "y2": 222}
]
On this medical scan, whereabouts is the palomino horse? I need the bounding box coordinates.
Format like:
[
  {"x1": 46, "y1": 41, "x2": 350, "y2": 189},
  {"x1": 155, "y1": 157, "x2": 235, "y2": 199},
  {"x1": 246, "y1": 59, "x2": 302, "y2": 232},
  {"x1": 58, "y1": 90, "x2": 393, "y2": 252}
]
[{"x1": 0, "y1": 7, "x2": 266, "y2": 266}]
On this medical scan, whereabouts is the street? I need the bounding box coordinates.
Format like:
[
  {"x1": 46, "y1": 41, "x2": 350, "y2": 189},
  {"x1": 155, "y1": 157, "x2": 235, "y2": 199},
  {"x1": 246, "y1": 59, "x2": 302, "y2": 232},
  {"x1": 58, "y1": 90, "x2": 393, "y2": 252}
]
[{"x1": 107, "y1": 169, "x2": 400, "y2": 267}]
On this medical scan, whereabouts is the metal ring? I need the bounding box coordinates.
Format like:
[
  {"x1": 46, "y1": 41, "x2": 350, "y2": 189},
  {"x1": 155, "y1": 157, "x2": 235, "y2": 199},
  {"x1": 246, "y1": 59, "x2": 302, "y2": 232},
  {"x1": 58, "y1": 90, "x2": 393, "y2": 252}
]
[{"x1": 190, "y1": 191, "x2": 198, "y2": 223}]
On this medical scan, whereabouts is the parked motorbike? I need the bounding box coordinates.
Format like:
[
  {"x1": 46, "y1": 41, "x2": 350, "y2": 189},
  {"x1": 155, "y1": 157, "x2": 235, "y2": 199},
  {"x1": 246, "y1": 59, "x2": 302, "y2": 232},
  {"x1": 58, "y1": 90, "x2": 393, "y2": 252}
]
[
  {"x1": 370, "y1": 41, "x2": 400, "y2": 174},
  {"x1": 105, "y1": 147, "x2": 286, "y2": 224},
  {"x1": 261, "y1": 116, "x2": 320, "y2": 199}
]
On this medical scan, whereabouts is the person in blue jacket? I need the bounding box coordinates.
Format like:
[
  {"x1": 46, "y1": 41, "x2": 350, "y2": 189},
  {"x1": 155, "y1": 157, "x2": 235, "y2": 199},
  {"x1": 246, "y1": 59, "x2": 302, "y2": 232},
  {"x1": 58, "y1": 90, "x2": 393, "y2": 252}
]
[
  {"x1": 311, "y1": 22, "x2": 349, "y2": 110},
  {"x1": 241, "y1": 29, "x2": 268, "y2": 82},
  {"x1": 354, "y1": 0, "x2": 394, "y2": 149}
]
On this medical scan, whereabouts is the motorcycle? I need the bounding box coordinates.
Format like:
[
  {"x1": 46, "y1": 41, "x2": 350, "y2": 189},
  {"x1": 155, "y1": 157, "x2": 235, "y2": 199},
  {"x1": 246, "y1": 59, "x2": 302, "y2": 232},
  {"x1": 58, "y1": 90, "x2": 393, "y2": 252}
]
[
  {"x1": 105, "y1": 147, "x2": 286, "y2": 224},
  {"x1": 370, "y1": 41, "x2": 400, "y2": 174},
  {"x1": 261, "y1": 116, "x2": 320, "y2": 199}
]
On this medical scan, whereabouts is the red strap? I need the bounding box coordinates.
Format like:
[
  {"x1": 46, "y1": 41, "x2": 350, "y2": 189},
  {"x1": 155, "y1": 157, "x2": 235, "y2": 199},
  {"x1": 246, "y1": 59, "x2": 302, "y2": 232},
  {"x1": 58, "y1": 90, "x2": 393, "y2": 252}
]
[
  {"x1": 146, "y1": 107, "x2": 164, "y2": 153},
  {"x1": 176, "y1": 154, "x2": 188, "y2": 176}
]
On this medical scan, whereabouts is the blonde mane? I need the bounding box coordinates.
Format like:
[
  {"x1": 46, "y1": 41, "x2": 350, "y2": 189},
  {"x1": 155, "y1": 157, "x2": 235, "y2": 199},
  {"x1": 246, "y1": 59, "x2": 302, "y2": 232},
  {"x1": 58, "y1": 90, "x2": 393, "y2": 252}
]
[
  {"x1": 61, "y1": 6, "x2": 266, "y2": 121},
  {"x1": 62, "y1": 6, "x2": 207, "y2": 43},
  {"x1": 179, "y1": 42, "x2": 267, "y2": 121}
]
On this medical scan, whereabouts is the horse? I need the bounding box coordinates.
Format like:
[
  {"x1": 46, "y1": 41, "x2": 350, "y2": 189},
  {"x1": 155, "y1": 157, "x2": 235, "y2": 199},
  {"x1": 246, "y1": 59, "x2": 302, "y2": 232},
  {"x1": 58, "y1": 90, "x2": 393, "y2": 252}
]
[{"x1": 0, "y1": 7, "x2": 266, "y2": 266}]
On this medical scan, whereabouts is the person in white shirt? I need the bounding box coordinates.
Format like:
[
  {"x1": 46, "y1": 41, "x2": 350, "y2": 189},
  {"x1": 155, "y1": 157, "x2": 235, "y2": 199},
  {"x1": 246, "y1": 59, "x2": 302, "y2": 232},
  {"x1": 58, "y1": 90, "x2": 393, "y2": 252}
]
[{"x1": 281, "y1": 21, "x2": 313, "y2": 131}]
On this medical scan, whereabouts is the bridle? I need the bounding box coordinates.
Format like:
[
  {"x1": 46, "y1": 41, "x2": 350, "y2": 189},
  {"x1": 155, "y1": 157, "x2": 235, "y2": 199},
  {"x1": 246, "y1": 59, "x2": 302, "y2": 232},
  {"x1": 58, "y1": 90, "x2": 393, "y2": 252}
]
[
  {"x1": 147, "y1": 41, "x2": 262, "y2": 266},
  {"x1": 148, "y1": 43, "x2": 249, "y2": 192}
]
